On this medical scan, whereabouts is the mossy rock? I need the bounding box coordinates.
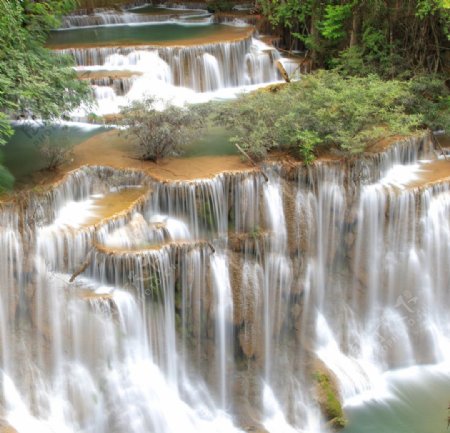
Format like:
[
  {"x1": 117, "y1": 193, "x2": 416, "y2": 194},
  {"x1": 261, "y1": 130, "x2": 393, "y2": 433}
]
[{"x1": 313, "y1": 368, "x2": 347, "y2": 429}]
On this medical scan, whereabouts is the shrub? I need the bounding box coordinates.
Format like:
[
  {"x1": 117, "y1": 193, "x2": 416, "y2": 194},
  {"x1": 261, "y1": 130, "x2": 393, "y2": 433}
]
[
  {"x1": 206, "y1": 0, "x2": 234, "y2": 13},
  {"x1": 406, "y1": 75, "x2": 450, "y2": 132},
  {"x1": 38, "y1": 137, "x2": 72, "y2": 171},
  {"x1": 120, "y1": 98, "x2": 205, "y2": 163},
  {"x1": 210, "y1": 71, "x2": 448, "y2": 163},
  {"x1": 209, "y1": 91, "x2": 284, "y2": 161}
]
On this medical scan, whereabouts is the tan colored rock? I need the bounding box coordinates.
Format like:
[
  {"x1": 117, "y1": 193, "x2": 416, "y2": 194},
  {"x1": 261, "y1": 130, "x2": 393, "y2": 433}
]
[
  {"x1": 239, "y1": 326, "x2": 257, "y2": 359},
  {"x1": 0, "y1": 421, "x2": 18, "y2": 433}
]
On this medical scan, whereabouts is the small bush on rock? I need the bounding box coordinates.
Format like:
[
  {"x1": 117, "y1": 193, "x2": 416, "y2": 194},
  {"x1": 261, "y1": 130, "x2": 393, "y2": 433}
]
[{"x1": 120, "y1": 98, "x2": 205, "y2": 163}]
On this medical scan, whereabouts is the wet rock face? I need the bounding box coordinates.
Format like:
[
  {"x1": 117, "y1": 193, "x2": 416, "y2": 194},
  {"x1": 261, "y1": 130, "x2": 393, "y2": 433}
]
[{"x1": 312, "y1": 360, "x2": 347, "y2": 429}]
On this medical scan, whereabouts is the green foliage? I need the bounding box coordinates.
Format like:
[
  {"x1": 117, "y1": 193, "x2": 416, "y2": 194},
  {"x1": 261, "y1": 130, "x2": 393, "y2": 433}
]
[
  {"x1": 416, "y1": 0, "x2": 447, "y2": 18},
  {"x1": 313, "y1": 371, "x2": 347, "y2": 428},
  {"x1": 209, "y1": 71, "x2": 447, "y2": 162},
  {"x1": 0, "y1": 0, "x2": 91, "y2": 143},
  {"x1": 257, "y1": 0, "x2": 449, "y2": 76},
  {"x1": 259, "y1": 0, "x2": 309, "y2": 29},
  {"x1": 20, "y1": 0, "x2": 78, "y2": 38},
  {"x1": 406, "y1": 75, "x2": 450, "y2": 132},
  {"x1": 0, "y1": 152, "x2": 14, "y2": 193},
  {"x1": 87, "y1": 112, "x2": 103, "y2": 124},
  {"x1": 144, "y1": 273, "x2": 163, "y2": 302},
  {"x1": 209, "y1": 92, "x2": 282, "y2": 161},
  {"x1": 0, "y1": 114, "x2": 13, "y2": 147},
  {"x1": 321, "y1": 3, "x2": 354, "y2": 41},
  {"x1": 206, "y1": 0, "x2": 233, "y2": 13},
  {"x1": 330, "y1": 45, "x2": 369, "y2": 76},
  {"x1": 120, "y1": 98, "x2": 205, "y2": 162},
  {"x1": 295, "y1": 130, "x2": 322, "y2": 164},
  {"x1": 250, "y1": 225, "x2": 262, "y2": 239}
]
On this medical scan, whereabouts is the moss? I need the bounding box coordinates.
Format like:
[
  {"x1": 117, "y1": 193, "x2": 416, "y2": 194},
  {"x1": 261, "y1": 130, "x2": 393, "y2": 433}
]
[
  {"x1": 313, "y1": 371, "x2": 347, "y2": 429},
  {"x1": 143, "y1": 272, "x2": 163, "y2": 303},
  {"x1": 197, "y1": 199, "x2": 215, "y2": 232},
  {"x1": 250, "y1": 225, "x2": 262, "y2": 239}
]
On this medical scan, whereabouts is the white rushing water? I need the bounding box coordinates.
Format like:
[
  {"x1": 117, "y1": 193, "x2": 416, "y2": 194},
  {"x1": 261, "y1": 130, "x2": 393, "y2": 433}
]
[
  {"x1": 2, "y1": 136, "x2": 448, "y2": 432},
  {"x1": 53, "y1": 15, "x2": 285, "y2": 116},
  {"x1": 60, "y1": 5, "x2": 212, "y2": 29},
  {"x1": 69, "y1": 36, "x2": 283, "y2": 115}
]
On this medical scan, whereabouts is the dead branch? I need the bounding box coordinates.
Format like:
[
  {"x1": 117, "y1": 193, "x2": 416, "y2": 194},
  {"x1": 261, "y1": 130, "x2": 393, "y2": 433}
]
[
  {"x1": 69, "y1": 250, "x2": 93, "y2": 283},
  {"x1": 233, "y1": 143, "x2": 269, "y2": 182}
]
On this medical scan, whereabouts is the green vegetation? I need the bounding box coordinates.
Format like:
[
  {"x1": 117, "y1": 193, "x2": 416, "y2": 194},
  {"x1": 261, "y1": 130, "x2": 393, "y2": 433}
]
[
  {"x1": 314, "y1": 371, "x2": 347, "y2": 428},
  {"x1": 0, "y1": 0, "x2": 91, "y2": 191},
  {"x1": 120, "y1": 98, "x2": 205, "y2": 162},
  {"x1": 258, "y1": 0, "x2": 449, "y2": 78},
  {"x1": 0, "y1": 1, "x2": 90, "y2": 134},
  {"x1": 0, "y1": 154, "x2": 14, "y2": 195},
  {"x1": 206, "y1": 0, "x2": 234, "y2": 13},
  {"x1": 208, "y1": 71, "x2": 449, "y2": 163},
  {"x1": 38, "y1": 137, "x2": 73, "y2": 171}
]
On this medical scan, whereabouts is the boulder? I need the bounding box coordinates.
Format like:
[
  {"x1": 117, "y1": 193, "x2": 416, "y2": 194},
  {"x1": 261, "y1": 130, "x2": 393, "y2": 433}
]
[{"x1": 311, "y1": 360, "x2": 347, "y2": 429}]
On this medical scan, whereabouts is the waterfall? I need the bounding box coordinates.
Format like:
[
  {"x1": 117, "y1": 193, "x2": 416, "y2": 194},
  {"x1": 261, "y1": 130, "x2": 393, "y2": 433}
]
[
  {"x1": 55, "y1": 35, "x2": 282, "y2": 114},
  {"x1": 60, "y1": 8, "x2": 210, "y2": 28},
  {"x1": 64, "y1": 37, "x2": 279, "y2": 86},
  {"x1": 88, "y1": 76, "x2": 135, "y2": 96},
  {"x1": 210, "y1": 253, "x2": 234, "y2": 409},
  {"x1": 1, "y1": 135, "x2": 449, "y2": 432}
]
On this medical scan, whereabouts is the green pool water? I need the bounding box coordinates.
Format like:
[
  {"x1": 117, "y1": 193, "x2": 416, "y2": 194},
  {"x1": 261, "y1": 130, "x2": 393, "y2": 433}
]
[
  {"x1": 3, "y1": 123, "x2": 105, "y2": 184},
  {"x1": 343, "y1": 366, "x2": 450, "y2": 433},
  {"x1": 129, "y1": 5, "x2": 207, "y2": 16},
  {"x1": 47, "y1": 23, "x2": 247, "y2": 48},
  {"x1": 2, "y1": 123, "x2": 235, "y2": 187},
  {"x1": 184, "y1": 126, "x2": 236, "y2": 157}
]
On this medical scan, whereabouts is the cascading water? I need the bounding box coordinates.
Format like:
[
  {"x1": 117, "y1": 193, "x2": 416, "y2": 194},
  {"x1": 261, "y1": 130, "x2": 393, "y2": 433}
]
[
  {"x1": 51, "y1": 16, "x2": 284, "y2": 115},
  {"x1": 1, "y1": 134, "x2": 449, "y2": 433},
  {"x1": 67, "y1": 37, "x2": 281, "y2": 113},
  {"x1": 60, "y1": 6, "x2": 211, "y2": 29}
]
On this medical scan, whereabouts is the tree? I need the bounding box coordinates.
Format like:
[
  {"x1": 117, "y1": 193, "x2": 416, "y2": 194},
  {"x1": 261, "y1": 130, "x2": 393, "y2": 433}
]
[
  {"x1": 0, "y1": 0, "x2": 90, "y2": 132},
  {"x1": 120, "y1": 98, "x2": 205, "y2": 162},
  {"x1": 0, "y1": 0, "x2": 91, "y2": 190},
  {"x1": 257, "y1": 0, "x2": 450, "y2": 77},
  {"x1": 38, "y1": 136, "x2": 73, "y2": 171},
  {"x1": 209, "y1": 71, "x2": 449, "y2": 163}
]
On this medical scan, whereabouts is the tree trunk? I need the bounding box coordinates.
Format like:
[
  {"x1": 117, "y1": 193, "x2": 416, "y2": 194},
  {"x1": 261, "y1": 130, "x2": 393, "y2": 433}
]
[
  {"x1": 349, "y1": 3, "x2": 361, "y2": 48},
  {"x1": 310, "y1": 0, "x2": 320, "y2": 67}
]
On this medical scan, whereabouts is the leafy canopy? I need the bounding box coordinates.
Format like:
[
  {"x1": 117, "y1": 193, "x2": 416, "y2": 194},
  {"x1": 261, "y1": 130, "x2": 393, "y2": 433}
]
[
  {"x1": 0, "y1": 0, "x2": 91, "y2": 192},
  {"x1": 0, "y1": 0, "x2": 90, "y2": 146},
  {"x1": 257, "y1": 0, "x2": 449, "y2": 77}
]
